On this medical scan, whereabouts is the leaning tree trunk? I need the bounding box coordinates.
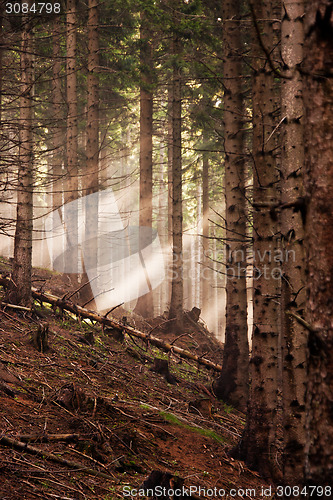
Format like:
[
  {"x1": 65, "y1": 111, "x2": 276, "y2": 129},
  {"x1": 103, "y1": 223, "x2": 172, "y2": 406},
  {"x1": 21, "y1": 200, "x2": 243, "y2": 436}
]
[
  {"x1": 303, "y1": 0, "x2": 333, "y2": 486},
  {"x1": 168, "y1": 22, "x2": 183, "y2": 332},
  {"x1": 213, "y1": 0, "x2": 249, "y2": 412},
  {"x1": 134, "y1": 11, "x2": 154, "y2": 318},
  {"x1": 280, "y1": 0, "x2": 307, "y2": 484},
  {"x1": 234, "y1": 0, "x2": 281, "y2": 481},
  {"x1": 8, "y1": 1, "x2": 34, "y2": 306}
]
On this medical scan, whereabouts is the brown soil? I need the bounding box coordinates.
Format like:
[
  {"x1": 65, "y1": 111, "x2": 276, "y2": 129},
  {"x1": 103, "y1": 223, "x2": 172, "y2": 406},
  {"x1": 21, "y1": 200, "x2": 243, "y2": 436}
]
[{"x1": 0, "y1": 258, "x2": 271, "y2": 500}]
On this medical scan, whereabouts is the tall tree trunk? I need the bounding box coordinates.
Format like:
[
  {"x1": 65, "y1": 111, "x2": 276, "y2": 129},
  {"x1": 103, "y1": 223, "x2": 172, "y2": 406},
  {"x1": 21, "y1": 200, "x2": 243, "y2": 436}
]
[
  {"x1": 65, "y1": 0, "x2": 79, "y2": 276},
  {"x1": 233, "y1": 0, "x2": 281, "y2": 481},
  {"x1": 280, "y1": 0, "x2": 307, "y2": 484},
  {"x1": 168, "y1": 26, "x2": 183, "y2": 331},
  {"x1": 303, "y1": 0, "x2": 333, "y2": 485},
  {"x1": 135, "y1": 12, "x2": 154, "y2": 318},
  {"x1": 202, "y1": 148, "x2": 210, "y2": 323},
  {"x1": 81, "y1": 0, "x2": 100, "y2": 308},
  {"x1": 167, "y1": 84, "x2": 173, "y2": 306},
  {"x1": 51, "y1": 15, "x2": 64, "y2": 270},
  {"x1": 213, "y1": 0, "x2": 249, "y2": 412},
  {"x1": 8, "y1": 0, "x2": 34, "y2": 305}
]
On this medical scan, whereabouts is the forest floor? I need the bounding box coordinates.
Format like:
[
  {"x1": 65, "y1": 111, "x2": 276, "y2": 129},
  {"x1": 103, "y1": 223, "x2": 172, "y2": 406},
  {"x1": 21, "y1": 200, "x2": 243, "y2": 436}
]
[{"x1": 0, "y1": 258, "x2": 272, "y2": 500}]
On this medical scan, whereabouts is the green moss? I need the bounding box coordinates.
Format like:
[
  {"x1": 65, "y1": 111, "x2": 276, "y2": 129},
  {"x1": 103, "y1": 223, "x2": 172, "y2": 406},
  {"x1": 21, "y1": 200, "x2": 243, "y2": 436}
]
[{"x1": 159, "y1": 410, "x2": 225, "y2": 444}]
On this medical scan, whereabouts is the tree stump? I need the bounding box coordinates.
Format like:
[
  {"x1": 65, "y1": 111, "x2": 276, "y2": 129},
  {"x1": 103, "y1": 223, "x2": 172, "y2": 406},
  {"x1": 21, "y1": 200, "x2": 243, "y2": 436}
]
[
  {"x1": 141, "y1": 470, "x2": 185, "y2": 499},
  {"x1": 150, "y1": 358, "x2": 177, "y2": 385},
  {"x1": 31, "y1": 322, "x2": 49, "y2": 353}
]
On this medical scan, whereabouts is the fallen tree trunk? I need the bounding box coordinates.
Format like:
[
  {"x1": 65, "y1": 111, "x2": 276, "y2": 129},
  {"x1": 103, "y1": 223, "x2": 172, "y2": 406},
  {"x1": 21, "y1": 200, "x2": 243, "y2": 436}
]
[
  {"x1": 0, "y1": 277, "x2": 222, "y2": 372},
  {"x1": 0, "y1": 434, "x2": 114, "y2": 480}
]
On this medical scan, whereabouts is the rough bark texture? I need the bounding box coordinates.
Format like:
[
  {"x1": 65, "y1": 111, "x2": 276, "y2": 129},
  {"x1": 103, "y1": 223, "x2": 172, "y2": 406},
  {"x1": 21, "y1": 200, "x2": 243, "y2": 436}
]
[
  {"x1": 65, "y1": 0, "x2": 79, "y2": 274},
  {"x1": 213, "y1": 0, "x2": 249, "y2": 412},
  {"x1": 168, "y1": 28, "x2": 183, "y2": 332},
  {"x1": 135, "y1": 13, "x2": 154, "y2": 318},
  {"x1": 280, "y1": 0, "x2": 307, "y2": 484},
  {"x1": 51, "y1": 16, "x2": 64, "y2": 270},
  {"x1": 234, "y1": 0, "x2": 281, "y2": 481},
  {"x1": 81, "y1": 0, "x2": 100, "y2": 308},
  {"x1": 201, "y1": 151, "x2": 210, "y2": 322},
  {"x1": 303, "y1": 0, "x2": 333, "y2": 486},
  {"x1": 8, "y1": 2, "x2": 33, "y2": 306}
]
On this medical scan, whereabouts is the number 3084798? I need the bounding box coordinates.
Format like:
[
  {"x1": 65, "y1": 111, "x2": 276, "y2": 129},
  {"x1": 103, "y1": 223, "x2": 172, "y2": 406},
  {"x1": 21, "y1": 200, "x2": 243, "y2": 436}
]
[{"x1": 5, "y1": 3, "x2": 61, "y2": 14}]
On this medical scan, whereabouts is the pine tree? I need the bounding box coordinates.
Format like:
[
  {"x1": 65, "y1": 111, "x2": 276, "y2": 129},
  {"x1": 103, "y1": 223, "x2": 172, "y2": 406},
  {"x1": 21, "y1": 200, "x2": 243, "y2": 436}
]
[
  {"x1": 213, "y1": 0, "x2": 249, "y2": 412},
  {"x1": 8, "y1": 1, "x2": 34, "y2": 306},
  {"x1": 303, "y1": 0, "x2": 333, "y2": 485},
  {"x1": 134, "y1": 10, "x2": 154, "y2": 318},
  {"x1": 168, "y1": 4, "x2": 183, "y2": 331},
  {"x1": 280, "y1": 0, "x2": 307, "y2": 483},
  {"x1": 234, "y1": 0, "x2": 281, "y2": 480}
]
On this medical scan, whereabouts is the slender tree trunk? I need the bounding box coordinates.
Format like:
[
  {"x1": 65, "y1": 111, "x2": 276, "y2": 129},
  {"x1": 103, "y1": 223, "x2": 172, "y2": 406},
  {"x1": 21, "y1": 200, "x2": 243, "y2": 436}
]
[
  {"x1": 167, "y1": 84, "x2": 173, "y2": 306},
  {"x1": 202, "y1": 148, "x2": 210, "y2": 322},
  {"x1": 168, "y1": 27, "x2": 183, "y2": 331},
  {"x1": 65, "y1": 0, "x2": 79, "y2": 276},
  {"x1": 167, "y1": 86, "x2": 173, "y2": 249},
  {"x1": 51, "y1": 15, "x2": 64, "y2": 270},
  {"x1": 135, "y1": 12, "x2": 154, "y2": 318},
  {"x1": 303, "y1": 0, "x2": 333, "y2": 485},
  {"x1": 8, "y1": 0, "x2": 34, "y2": 305},
  {"x1": 213, "y1": 0, "x2": 249, "y2": 412},
  {"x1": 233, "y1": 0, "x2": 282, "y2": 481},
  {"x1": 81, "y1": 0, "x2": 100, "y2": 308},
  {"x1": 280, "y1": 0, "x2": 307, "y2": 484}
]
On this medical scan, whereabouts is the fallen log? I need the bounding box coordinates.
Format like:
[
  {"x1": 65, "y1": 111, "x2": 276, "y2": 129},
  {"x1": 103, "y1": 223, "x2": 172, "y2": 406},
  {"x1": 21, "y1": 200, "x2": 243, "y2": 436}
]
[
  {"x1": 0, "y1": 434, "x2": 114, "y2": 480},
  {"x1": 0, "y1": 276, "x2": 222, "y2": 372}
]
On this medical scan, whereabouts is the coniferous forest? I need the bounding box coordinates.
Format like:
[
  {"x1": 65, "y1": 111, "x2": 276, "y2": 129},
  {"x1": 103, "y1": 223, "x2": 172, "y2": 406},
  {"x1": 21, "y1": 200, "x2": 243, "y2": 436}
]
[{"x1": 0, "y1": 0, "x2": 332, "y2": 497}]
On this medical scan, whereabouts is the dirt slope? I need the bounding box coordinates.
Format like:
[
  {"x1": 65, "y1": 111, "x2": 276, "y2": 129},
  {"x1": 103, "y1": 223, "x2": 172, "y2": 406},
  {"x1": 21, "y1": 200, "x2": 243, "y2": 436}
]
[{"x1": 0, "y1": 261, "x2": 270, "y2": 500}]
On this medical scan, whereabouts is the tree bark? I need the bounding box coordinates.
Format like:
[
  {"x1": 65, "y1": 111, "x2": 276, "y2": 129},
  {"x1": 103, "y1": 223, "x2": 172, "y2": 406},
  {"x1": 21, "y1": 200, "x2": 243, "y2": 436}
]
[
  {"x1": 8, "y1": 1, "x2": 34, "y2": 306},
  {"x1": 280, "y1": 0, "x2": 307, "y2": 484},
  {"x1": 65, "y1": 0, "x2": 79, "y2": 276},
  {"x1": 51, "y1": 15, "x2": 64, "y2": 271},
  {"x1": 135, "y1": 12, "x2": 154, "y2": 318},
  {"x1": 81, "y1": 0, "x2": 100, "y2": 308},
  {"x1": 168, "y1": 21, "x2": 183, "y2": 332},
  {"x1": 303, "y1": 0, "x2": 333, "y2": 485},
  {"x1": 233, "y1": 0, "x2": 281, "y2": 481},
  {"x1": 201, "y1": 147, "x2": 210, "y2": 323},
  {"x1": 213, "y1": 0, "x2": 249, "y2": 412}
]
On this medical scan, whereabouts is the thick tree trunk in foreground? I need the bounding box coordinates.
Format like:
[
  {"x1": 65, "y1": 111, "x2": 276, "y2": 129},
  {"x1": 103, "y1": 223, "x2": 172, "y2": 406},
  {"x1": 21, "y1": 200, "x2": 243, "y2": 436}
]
[
  {"x1": 280, "y1": 0, "x2": 307, "y2": 484},
  {"x1": 235, "y1": 0, "x2": 281, "y2": 480},
  {"x1": 213, "y1": 0, "x2": 249, "y2": 412},
  {"x1": 303, "y1": 0, "x2": 333, "y2": 485},
  {"x1": 168, "y1": 29, "x2": 183, "y2": 332},
  {"x1": 9, "y1": 3, "x2": 34, "y2": 306},
  {"x1": 135, "y1": 12, "x2": 154, "y2": 318}
]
